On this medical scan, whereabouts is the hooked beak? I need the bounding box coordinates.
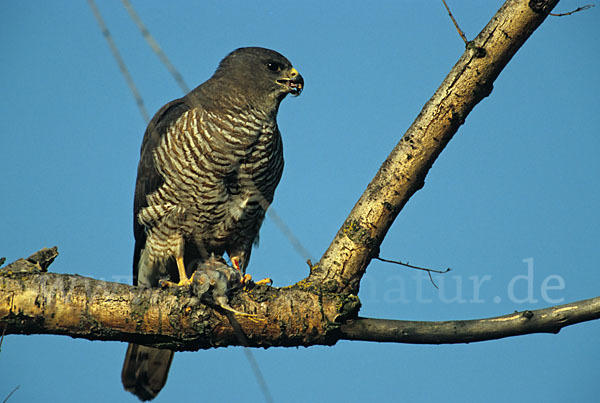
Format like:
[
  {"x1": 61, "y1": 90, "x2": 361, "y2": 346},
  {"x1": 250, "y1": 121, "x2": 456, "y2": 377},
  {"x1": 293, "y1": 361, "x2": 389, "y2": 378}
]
[{"x1": 277, "y1": 67, "x2": 304, "y2": 96}]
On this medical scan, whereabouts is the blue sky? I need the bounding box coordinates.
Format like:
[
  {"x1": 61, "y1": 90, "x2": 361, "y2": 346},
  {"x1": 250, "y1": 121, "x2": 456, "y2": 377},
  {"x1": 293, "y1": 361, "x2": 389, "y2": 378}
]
[{"x1": 1, "y1": 1, "x2": 599, "y2": 402}]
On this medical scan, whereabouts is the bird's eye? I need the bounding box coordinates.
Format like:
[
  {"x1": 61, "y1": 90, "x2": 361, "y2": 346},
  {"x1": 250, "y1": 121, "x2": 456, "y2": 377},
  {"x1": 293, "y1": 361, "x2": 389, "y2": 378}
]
[{"x1": 266, "y1": 62, "x2": 283, "y2": 72}]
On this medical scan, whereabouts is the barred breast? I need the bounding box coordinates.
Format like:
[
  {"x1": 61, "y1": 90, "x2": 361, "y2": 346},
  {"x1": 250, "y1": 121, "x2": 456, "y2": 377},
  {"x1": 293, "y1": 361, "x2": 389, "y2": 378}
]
[{"x1": 138, "y1": 103, "x2": 284, "y2": 271}]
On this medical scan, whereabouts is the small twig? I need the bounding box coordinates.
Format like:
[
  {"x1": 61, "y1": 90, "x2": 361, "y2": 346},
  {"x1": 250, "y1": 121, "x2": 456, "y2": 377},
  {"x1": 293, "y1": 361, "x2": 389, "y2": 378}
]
[
  {"x1": 441, "y1": 0, "x2": 469, "y2": 45},
  {"x1": 375, "y1": 256, "x2": 451, "y2": 274},
  {"x1": 2, "y1": 385, "x2": 20, "y2": 403},
  {"x1": 550, "y1": 5, "x2": 594, "y2": 16},
  {"x1": 375, "y1": 256, "x2": 451, "y2": 289}
]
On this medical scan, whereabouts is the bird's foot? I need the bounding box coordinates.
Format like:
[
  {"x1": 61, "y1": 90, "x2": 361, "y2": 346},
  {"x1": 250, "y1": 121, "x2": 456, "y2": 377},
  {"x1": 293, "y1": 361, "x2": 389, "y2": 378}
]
[
  {"x1": 229, "y1": 256, "x2": 272, "y2": 287},
  {"x1": 254, "y1": 277, "x2": 273, "y2": 286},
  {"x1": 159, "y1": 272, "x2": 195, "y2": 288},
  {"x1": 240, "y1": 273, "x2": 273, "y2": 287}
]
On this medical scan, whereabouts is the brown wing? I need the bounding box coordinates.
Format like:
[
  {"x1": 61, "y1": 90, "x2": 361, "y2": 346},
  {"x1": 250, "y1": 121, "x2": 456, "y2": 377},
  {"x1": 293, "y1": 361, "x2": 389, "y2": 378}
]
[
  {"x1": 123, "y1": 98, "x2": 191, "y2": 402},
  {"x1": 132, "y1": 97, "x2": 190, "y2": 285}
]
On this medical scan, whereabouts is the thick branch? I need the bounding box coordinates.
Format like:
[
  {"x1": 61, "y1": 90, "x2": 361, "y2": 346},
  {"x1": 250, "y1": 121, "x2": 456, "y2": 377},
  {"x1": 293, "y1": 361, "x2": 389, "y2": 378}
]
[
  {"x1": 2, "y1": 255, "x2": 597, "y2": 347},
  {"x1": 4, "y1": 0, "x2": 593, "y2": 352},
  {"x1": 0, "y1": 249, "x2": 360, "y2": 350},
  {"x1": 311, "y1": 0, "x2": 560, "y2": 294},
  {"x1": 339, "y1": 296, "x2": 600, "y2": 344}
]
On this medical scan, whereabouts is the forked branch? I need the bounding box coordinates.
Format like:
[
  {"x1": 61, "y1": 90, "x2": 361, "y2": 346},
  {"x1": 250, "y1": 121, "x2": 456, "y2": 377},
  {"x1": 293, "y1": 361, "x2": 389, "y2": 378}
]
[
  {"x1": 3, "y1": 0, "x2": 597, "y2": 349},
  {"x1": 1, "y1": 249, "x2": 598, "y2": 348}
]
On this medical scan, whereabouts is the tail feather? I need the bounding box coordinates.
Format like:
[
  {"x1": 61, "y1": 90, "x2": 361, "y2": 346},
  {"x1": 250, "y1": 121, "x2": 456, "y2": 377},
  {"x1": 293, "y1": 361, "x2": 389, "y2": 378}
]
[{"x1": 122, "y1": 343, "x2": 174, "y2": 401}]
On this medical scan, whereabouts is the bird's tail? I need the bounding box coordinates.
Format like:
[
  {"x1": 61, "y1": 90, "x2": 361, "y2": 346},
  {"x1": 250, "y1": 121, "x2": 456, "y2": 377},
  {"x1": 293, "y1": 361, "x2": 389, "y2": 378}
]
[{"x1": 121, "y1": 343, "x2": 174, "y2": 401}]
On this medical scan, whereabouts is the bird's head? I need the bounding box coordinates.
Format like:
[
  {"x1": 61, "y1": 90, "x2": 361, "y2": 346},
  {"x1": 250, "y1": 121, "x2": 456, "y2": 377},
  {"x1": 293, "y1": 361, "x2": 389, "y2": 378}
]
[{"x1": 210, "y1": 47, "x2": 304, "y2": 110}]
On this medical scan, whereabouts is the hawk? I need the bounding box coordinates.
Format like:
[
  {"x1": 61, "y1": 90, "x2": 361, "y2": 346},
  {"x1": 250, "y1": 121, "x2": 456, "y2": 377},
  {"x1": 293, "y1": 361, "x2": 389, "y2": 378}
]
[{"x1": 121, "y1": 47, "x2": 303, "y2": 401}]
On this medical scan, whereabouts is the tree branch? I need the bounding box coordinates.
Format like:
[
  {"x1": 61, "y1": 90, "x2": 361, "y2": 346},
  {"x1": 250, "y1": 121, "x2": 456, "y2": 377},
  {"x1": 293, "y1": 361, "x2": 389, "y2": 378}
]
[
  {"x1": 310, "y1": 0, "x2": 560, "y2": 294},
  {"x1": 4, "y1": 0, "x2": 595, "y2": 351},
  {"x1": 0, "y1": 251, "x2": 359, "y2": 350},
  {"x1": 1, "y1": 250, "x2": 598, "y2": 347},
  {"x1": 339, "y1": 296, "x2": 600, "y2": 344}
]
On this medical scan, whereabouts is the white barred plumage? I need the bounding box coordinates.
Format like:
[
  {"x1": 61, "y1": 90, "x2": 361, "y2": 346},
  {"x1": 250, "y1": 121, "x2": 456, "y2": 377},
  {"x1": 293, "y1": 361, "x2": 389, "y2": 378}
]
[{"x1": 138, "y1": 106, "x2": 284, "y2": 278}]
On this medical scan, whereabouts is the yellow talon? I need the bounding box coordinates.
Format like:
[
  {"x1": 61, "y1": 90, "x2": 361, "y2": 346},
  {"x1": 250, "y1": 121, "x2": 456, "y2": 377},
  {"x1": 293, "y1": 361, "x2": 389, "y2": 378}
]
[
  {"x1": 254, "y1": 278, "x2": 273, "y2": 286},
  {"x1": 159, "y1": 257, "x2": 193, "y2": 288}
]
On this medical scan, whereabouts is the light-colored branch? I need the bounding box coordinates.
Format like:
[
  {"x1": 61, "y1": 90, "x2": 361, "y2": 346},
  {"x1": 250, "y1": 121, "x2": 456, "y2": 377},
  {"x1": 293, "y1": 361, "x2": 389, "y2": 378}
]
[
  {"x1": 0, "y1": 252, "x2": 359, "y2": 350},
  {"x1": 4, "y1": 0, "x2": 594, "y2": 352},
  {"x1": 1, "y1": 251, "x2": 598, "y2": 347},
  {"x1": 339, "y1": 296, "x2": 600, "y2": 344},
  {"x1": 310, "y1": 0, "x2": 560, "y2": 294}
]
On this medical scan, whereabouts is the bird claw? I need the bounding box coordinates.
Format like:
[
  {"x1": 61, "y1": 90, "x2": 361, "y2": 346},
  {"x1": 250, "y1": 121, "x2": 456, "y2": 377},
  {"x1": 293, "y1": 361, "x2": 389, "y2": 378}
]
[
  {"x1": 254, "y1": 277, "x2": 273, "y2": 286},
  {"x1": 159, "y1": 274, "x2": 194, "y2": 289},
  {"x1": 241, "y1": 274, "x2": 272, "y2": 287}
]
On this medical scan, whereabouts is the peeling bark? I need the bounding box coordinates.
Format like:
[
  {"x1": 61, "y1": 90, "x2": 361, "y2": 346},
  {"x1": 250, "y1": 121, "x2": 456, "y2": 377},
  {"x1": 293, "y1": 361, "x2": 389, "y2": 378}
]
[
  {"x1": 1, "y1": 249, "x2": 598, "y2": 348},
  {"x1": 0, "y1": 250, "x2": 360, "y2": 350}
]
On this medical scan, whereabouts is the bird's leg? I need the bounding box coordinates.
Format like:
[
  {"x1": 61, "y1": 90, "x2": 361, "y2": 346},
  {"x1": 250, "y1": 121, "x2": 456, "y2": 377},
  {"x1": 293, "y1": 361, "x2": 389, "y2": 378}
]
[
  {"x1": 176, "y1": 256, "x2": 194, "y2": 284},
  {"x1": 160, "y1": 256, "x2": 194, "y2": 288},
  {"x1": 230, "y1": 256, "x2": 251, "y2": 283},
  {"x1": 231, "y1": 256, "x2": 272, "y2": 286}
]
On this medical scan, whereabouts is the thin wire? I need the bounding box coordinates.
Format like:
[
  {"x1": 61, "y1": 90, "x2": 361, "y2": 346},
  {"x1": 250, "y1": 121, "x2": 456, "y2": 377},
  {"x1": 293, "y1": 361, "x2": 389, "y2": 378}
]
[
  {"x1": 87, "y1": 0, "x2": 149, "y2": 123},
  {"x1": 242, "y1": 349, "x2": 274, "y2": 403},
  {"x1": 120, "y1": 0, "x2": 190, "y2": 93},
  {"x1": 2, "y1": 385, "x2": 20, "y2": 403},
  {"x1": 226, "y1": 312, "x2": 274, "y2": 403},
  {"x1": 266, "y1": 208, "x2": 312, "y2": 261}
]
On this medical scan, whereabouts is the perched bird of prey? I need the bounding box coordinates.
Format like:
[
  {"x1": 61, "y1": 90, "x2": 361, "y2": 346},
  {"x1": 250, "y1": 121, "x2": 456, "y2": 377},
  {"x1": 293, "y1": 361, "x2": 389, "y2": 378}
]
[{"x1": 121, "y1": 47, "x2": 303, "y2": 401}]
